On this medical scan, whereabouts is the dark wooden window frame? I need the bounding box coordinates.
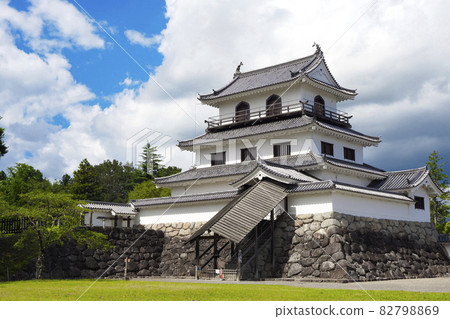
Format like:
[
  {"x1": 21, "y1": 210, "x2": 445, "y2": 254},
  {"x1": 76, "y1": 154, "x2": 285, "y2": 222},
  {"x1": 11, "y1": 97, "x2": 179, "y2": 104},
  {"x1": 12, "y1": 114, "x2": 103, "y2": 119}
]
[
  {"x1": 414, "y1": 196, "x2": 425, "y2": 210},
  {"x1": 211, "y1": 151, "x2": 226, "y2": 166},
  {"x1": 344, "y1": 147, "x2": 356, "y2": 161},
  {"x1": 321, "y1": 141, "x2": 334, "y2": 156},
  {"x1": 273, "y1": 142, "x2": 291, "y2": 157},
  {"x1": 266, "y1": 95, "x2": 282, "y2": 117},
  {"x1": 314, "y1": 95, "x2": 325, "y2": 116},
  {"x1": 235, "y1": 102, "x2": 250, "y2": 123},
  {"x1": 241, "y1": 147, "x2": 257, "y2": 162}
]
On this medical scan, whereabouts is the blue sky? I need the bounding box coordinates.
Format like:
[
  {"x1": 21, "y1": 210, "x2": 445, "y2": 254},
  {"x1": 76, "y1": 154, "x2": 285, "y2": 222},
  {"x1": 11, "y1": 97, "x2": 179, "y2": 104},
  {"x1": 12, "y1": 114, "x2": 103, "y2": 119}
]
[{"x1": 0, "y1": 0, "x2": 449, "y2": 181}]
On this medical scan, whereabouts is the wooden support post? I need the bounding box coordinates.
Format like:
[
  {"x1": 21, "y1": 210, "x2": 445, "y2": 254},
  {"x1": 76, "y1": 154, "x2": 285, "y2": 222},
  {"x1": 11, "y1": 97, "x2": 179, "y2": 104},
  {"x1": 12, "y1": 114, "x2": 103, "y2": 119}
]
[
  {"x1": 213, "y1": 234, "x2": 218, "y2": 269},
  {"x1": 195, "y1": 238, "x2": 200, "y2": 280},
  {"x1": 271, "y1": 208, "x2": 275, "y2": 274},
  {"x1": 237, "y1": 244, "x2": 242, "y2": 281},
  {"x1": 195, "y1": 238, "x2": 200, "y2": 264},
  {"x1": 114, "y1": 215, "x2": 118, "y2": 228},
  {"x1": 127, "y1": 216, "x2": 131, "y2": 228},
  {"x1": 231, "y1": 241, "x2": 235, "y2": 258},
  {"x1": 254, "y1": 226, "x2": 258, "y2": 279}
]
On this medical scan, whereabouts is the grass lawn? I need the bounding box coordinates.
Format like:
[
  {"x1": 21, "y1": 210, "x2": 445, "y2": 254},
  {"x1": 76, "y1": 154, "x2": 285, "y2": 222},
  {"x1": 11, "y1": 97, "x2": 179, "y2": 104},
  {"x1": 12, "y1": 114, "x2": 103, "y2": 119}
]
[{"x1": 0, "y1": 279, "x2": 449, "y2": 301}]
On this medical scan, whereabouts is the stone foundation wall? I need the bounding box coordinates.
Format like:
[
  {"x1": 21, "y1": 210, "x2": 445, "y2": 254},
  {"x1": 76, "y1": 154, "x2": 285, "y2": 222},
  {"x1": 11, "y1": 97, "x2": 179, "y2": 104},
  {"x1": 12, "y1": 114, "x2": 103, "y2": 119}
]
[
  {"x1": 282, "y1": 212, "x2": 449, "y2": 280},
  {"x1": 148, "y1": 221, "x2": 231, "y2": 276},
  {"x1": 14, "y1": 227, "x2": 165, "y2": 280},
  {"x1": 12, "y1": 212, "x2": 450, "y2": 281},
  {"x1": 14, "y1": 222, "x2": 230, "y2": 280}
]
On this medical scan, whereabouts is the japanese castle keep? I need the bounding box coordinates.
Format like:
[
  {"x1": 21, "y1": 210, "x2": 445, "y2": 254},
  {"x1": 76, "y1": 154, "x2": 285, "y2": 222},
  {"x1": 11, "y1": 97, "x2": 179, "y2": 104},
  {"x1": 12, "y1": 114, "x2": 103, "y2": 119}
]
[{"x1": 82, "y1": 46, "x2": 449, "y2": 281}]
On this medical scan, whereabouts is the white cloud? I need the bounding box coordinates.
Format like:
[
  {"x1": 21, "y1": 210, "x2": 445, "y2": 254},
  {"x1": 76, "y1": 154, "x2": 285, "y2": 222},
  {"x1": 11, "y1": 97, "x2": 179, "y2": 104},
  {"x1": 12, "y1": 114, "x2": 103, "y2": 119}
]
[
  {"x1": 29, "y1": 0, "x2": 104, "y2": 51},
  {"x1": 119, "y1": 76, "x2": 141, "y2": 87},
  {"x1": 2, "y1": 0, "x2": 450, "y2": 181},
  {"x1": 124, "y1": 29, "x2": 161, "y2": 47}
]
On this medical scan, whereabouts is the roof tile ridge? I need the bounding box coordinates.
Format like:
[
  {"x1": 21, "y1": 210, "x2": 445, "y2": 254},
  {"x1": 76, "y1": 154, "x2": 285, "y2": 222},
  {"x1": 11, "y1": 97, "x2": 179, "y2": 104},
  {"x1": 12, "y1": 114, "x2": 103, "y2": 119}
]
[
  {"x1": 304, "y1": 75, "x2": 357, "y2": 94},
  {"x1": 362, "y1": 162, "x2": 386, "y2": 172},
  {"x1": 333, "y1": 181, "x2": 413, "y2": 196},
  {"x1": 154, "y1": 167, "x2": 196, "y2": 182},
  {"x1": 84, "y1": 200, "x2": 131, "y2": 206},
  {"x1": 238, "y1": 53, "x2": 317, "y2": 78},
  {"x1": 385, "y1": 166, "x2": 427, "y2": 175},
  {"x1": 198, "y1": 75, "x2": 241, "y2": 99},
  {"x1": 315, "y1": 120, "x2": 381, "y2": 141}
]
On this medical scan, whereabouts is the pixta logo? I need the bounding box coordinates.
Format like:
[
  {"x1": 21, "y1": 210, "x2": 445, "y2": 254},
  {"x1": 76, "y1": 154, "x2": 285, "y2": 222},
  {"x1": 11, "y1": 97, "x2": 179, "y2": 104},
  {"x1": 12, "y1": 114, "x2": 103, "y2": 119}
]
[{"x1": 126, "y1": 128, "x2": 173, "y2": 176}]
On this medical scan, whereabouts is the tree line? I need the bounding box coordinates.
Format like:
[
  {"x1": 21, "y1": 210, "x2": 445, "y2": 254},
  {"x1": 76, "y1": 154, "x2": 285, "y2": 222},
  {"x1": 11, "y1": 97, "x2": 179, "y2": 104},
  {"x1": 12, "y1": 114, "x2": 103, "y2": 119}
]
[{"x1": 0, "y1": 123, "x2": 181, "y2": 279}]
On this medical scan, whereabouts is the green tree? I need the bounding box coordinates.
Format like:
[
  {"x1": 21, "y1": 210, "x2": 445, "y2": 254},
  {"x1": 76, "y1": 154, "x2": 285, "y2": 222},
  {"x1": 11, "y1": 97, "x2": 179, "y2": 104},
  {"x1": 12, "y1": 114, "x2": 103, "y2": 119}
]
[
  {"x1": 139, "y1": 143, "x2": 162, "y2": 179},
  {"x1": 128, "y1": 180, "x2": 171, "y2": 200},
  {"x1": 0, "y1": 200, "x2": 38, "y2": 280},
  {"x1": 426, "y1": 150, "x2": 449, "y2": 225},
  {"x1": 13, "y1": 191, "x2": 110, "y2": 279},
  {"x1": 157, "y1": 166, "x2": 182, "y2": 178},
  {"x1": 0, "y1": 116, "x2": 7, "y2": 159},
  {"x1": 0, "y1": 163, "x2": 51, "y2": 205},
  {"x1": 70, "y1": 159, "x2": 102, "y2": 200},
  {"x1": 51, "y1": 173, "x2": 72, "y2": 194},
  {"x1": 94, "y1": 159, "x2": 136, "y2": 203}
]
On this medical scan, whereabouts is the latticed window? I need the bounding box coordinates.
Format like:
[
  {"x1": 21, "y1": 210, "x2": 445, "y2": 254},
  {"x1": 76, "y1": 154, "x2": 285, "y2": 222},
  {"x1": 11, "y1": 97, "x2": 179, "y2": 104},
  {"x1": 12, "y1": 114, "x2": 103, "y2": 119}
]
[
  {"x1": 414, "y1": 196, "x2": 425, "y2": 210},
  {"x1": 321, "y1": 141, "x2": 334, "y2": 156},
  {"x1": 314, "y1": 95, "x2": 325, "y2": 116},
  {"x1": 235, "y1": 102, "x2": 250, "y2": 123},
  {"x1": 241, "y1": 147, "x2": 256, "y2": 162},
  {"x1": 273, "y1": 143, "x2": 291, "y2": 157},
  {"x1": 266, "y1": 95, "x2": 282, "y2": 117},
  {"x1": 211, "y1": 152, "x2": 226, "y2": 166},
  {"x1": 344, "y1": 147, "x2": 355, "y2": 161}
]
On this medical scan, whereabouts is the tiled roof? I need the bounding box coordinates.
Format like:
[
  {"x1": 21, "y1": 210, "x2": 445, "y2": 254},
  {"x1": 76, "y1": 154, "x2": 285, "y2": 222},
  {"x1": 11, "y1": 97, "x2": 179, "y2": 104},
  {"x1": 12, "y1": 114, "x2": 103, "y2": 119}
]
[
  {"x1": 131, "y1": 190, "x2": 239, "y2": 208},
  {"x1": 230, "y1": 160, "x2": 318, "y2": 187},
  {"x1": 287, "y1": 180, "x2": 413, "y2": 202},
  {"x1": 189, "y1": 180, "x2": 287, "y2": 243},
  {"x1": 259, "y1": 161, "x2": 318, "y2": 182},
  {"x1": 316, "y1": 121, "x2": 381, "y2": 144},
  {"x1": 367, "y1": 167, "x2": 429, "y2": 190},
  {"x1": 287, "y1": 180, "x2": 335, "y2": 193},
  {"x1": 83, "y1": 201, "x2": 135, "y2": 216},
  {"x1": 325, "y1": 158, "x2": 386, "y2": 177},
  {"x1": 178, "y1": 116, "x2": 379, "y2": 148},
  {"x1": 178, "y1": 116, "x2": 314, "y2": 148},
  {"x1": 155, "y1": 152, "x2": 387, "y2": 186},
  {"x1": 155, "y1": 162, "x2": 257, "y2": 185},
  {"x1": 154, "y1": 154, "x2": 323, "y2": 186},
  {"x1": 198, "y1": 48, "x2": 356, "y2": 102}
]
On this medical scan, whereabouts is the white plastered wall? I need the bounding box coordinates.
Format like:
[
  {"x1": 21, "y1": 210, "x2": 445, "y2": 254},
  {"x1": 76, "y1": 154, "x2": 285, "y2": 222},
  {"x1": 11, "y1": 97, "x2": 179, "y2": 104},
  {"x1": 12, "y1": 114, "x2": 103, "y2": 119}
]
[
  {"x1": 170, "y1": 182, "x2": 236, "y2": 196},
  {"x1": 217, "y1": 86, "x2": 301, "y2": 117},
  {"x1": 288, "y1": 192, "x2": 334, "y2": 215},
  {"x1": 137, "y1": 199, "x2": 232, "y2": 225},
  {"x1": 288, "y1": 189, "x2": 429, "y2": 222},
  {"x1": 310, "y1": 170, "x2": 372, "y2": 187}
]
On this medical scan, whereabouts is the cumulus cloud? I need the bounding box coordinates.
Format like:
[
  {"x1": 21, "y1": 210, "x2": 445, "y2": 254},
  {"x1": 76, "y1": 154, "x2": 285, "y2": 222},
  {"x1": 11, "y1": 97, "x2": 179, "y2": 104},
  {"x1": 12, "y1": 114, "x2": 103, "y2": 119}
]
[
  {"x1": 1, "y1": 0, "x2": 450, "y2": 180},
  {"x1": 124, "y1": 29, "x2": 161, "y2": 47}
]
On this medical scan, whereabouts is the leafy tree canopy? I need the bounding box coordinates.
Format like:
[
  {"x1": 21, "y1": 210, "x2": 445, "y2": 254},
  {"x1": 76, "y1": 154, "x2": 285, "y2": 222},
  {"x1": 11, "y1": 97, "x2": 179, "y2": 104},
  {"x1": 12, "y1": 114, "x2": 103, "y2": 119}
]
[
  {"x1": 70, "y1": 159, "x2": 102, "y2": 201},
  {"x1": 0, "y1": 163, "x2": 51, "y2": 205},
  {"x1": 0, "y1": 116, "x2": 7, "y2": 159},
  {"x1": 426, "y1": 150, "x2": 449, "y2": 226},
  {"x1": 13, "y1": 191, "x2": 111, "y2": 279},
  {"x1": 128, "y1": 180, "x2": 171, "y2": 201}
]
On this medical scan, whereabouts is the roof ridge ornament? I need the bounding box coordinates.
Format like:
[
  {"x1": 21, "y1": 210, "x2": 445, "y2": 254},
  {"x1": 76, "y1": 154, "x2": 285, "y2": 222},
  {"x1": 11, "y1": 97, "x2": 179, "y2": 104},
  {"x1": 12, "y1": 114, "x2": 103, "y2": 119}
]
[
  {"x1": 312, "y1": 42, "x2": 322, "y2": 54},
  {"x1": 233, "y1": 61, "x2": 243, "y2": 78}
]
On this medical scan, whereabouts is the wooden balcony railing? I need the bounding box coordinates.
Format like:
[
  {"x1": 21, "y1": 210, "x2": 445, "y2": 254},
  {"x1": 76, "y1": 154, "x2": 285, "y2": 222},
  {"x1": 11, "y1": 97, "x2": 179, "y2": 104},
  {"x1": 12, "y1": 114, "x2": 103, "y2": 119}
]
[{"x1": 205, "y1": 101, "x2": 352, "y2": 131}]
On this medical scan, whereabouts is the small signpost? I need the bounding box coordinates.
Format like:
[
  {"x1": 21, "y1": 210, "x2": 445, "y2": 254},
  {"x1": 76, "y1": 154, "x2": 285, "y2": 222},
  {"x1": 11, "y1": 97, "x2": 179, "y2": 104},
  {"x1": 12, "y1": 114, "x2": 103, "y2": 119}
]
[{"x1": 124, "y1": 258, "x2": 131, "y2": 280}]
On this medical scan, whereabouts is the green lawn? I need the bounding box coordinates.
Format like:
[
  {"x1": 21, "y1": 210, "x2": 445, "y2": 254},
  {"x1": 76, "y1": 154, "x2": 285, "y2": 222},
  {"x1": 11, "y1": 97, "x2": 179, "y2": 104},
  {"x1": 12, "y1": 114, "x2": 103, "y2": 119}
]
[{"x1": 0, "y1": 279, "x2": 449, "y2": 301}]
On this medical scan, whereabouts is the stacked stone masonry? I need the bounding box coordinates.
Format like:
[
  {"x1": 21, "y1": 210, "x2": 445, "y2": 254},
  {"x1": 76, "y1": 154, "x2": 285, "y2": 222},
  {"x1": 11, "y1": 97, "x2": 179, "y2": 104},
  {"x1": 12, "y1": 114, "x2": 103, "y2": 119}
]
[
  {"x1": 13, "y1": 213, "x2": 449, "y2": 281},
  {"x1": 282, "y1": 212, "x2": 449, "y2": 280}
]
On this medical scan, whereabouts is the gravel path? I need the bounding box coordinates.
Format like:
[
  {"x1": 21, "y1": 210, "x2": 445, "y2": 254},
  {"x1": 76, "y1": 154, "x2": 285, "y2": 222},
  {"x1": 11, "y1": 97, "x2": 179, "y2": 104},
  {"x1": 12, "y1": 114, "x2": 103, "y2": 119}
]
[{"x1": 132, "y1": 276, "x2": 450, "y2": 293}]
